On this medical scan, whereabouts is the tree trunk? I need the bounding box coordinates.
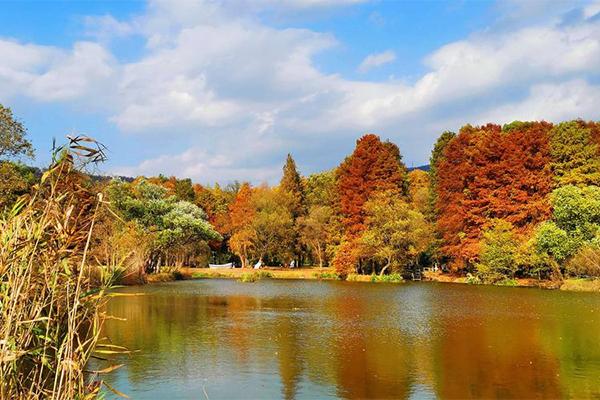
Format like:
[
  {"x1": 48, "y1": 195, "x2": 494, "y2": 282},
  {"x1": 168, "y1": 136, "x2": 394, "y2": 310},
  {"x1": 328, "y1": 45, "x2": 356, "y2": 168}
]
[{"x1": 379, "y1": 260, "x2": 391, "y2": 277}]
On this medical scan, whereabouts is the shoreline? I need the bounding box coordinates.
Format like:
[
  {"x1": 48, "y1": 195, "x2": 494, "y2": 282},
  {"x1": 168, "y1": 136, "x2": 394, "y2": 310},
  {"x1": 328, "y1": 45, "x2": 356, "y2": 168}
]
[{"x1": 144, "y1": 267, "x2": 600, "y2": 292}]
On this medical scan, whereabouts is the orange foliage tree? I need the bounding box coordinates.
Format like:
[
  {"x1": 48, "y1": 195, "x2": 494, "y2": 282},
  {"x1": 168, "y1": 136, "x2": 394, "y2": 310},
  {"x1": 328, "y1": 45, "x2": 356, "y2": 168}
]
[
  {"x1": 436, "y1": 122, "x2": 553, "y2": 270},
  {"x1": 333, "y1": 134, "x2": 408, "y2": 275},
  {"x1": 228, "y1": 183, "x2": 255, "y2": 268}
]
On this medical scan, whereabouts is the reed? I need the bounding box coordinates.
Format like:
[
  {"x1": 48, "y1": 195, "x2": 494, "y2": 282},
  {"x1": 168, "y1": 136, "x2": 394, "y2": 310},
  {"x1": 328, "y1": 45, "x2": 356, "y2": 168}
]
[{"x1": 0, "y1": 137, "x2": 122, "y2": 399}]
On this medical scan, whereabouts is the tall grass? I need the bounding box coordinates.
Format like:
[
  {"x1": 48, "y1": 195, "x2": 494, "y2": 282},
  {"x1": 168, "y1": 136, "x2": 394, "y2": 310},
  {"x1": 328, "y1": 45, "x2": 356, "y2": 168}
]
[{"x1": 0, "y1": 137, "x2": 121, "y2": 399}]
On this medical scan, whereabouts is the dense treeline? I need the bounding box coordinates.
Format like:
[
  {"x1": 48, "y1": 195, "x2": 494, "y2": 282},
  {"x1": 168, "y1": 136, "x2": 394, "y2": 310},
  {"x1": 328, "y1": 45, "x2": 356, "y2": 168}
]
[{"x1": 1, "y1": 102, "x2": 599, "y2": 284}]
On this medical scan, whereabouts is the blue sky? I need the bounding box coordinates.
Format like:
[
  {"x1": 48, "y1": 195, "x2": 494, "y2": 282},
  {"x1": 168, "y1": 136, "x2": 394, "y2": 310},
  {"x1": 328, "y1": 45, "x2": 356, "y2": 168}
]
[{"x1": 1, "y1": 0, "x2": 600, "y2": 184}]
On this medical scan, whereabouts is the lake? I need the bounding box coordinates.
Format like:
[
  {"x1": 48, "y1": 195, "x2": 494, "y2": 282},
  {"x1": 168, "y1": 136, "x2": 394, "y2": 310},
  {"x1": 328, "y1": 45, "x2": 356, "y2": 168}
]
[{"x1": 98, "y1": 279, "x2": 600, "y2": 399}]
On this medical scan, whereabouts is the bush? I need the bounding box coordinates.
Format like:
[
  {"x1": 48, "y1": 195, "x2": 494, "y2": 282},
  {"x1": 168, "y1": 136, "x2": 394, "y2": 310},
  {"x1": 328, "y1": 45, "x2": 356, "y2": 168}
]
[
  {"x1": 312, "y1": 271, "x2": 340, "y2": 280},
  {"x1": 566, "y1": 245, "x2": 600, "y2": 278},
  {"x1": 239, "y1": 271, "x2": 273, "y2": 282},
  {"x1": 370, "y1": 273, "x2": 404, "y2": 283}
]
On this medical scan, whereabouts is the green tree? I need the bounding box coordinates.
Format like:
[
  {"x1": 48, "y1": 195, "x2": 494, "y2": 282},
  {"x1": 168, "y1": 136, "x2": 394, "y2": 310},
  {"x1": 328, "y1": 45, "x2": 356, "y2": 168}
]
[
  {"x1": 549, "y1": 121, "x2": 600, "y2": 187},
  {"x1": 360, "y1": 191, "x2": 432, "y2": 276},
  {"x1": 298, "y1": 205, "x2": 338, "y2": 267},
  {"x1": 534, "y1": 185, "x2": 600, "y2": 275},
  {"x1": 476, "y1": 220, "x2": 519, "y2": 283},
  {"x1": 305, "y1": 169, "x2": 337, "y2": 208},
  {"x1": 107, "y1": 179, "x2": 221, "y2": 271},
  {"x1": 0, "y1": 104, "x2": 34, "y2": 160},
  {"x1": 250, "y1": 187, "x2": 294, "y2": 263},
  {"x1": 280, "y1": 154, "x2": 306, "y2": 219},
  {"x1": 428, "y1": 131, "x2": 455, "y2": 219}
]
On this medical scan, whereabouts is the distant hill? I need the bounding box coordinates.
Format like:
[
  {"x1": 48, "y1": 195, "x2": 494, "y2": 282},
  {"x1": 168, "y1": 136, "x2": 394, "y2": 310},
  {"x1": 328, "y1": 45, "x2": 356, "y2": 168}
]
[{"x1": 408, "y1": 164, "x2": 430, "y2": 172}]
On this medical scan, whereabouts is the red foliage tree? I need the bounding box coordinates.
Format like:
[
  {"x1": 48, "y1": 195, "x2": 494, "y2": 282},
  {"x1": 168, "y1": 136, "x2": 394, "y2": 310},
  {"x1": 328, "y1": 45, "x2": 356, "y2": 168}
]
[
  {"x1": 336, "y1": 134, "x2": 407, "y2": 237},
  {"x1": 436, "y1": 122, "x2": 553, "y2": 270},
  {"x1": 333, "y1": 134, "x2": 407, "y2": 275}
]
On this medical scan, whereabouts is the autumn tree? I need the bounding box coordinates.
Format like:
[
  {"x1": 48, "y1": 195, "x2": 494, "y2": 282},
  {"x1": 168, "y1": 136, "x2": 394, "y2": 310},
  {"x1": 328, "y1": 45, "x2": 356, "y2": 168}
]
[
  {"x1": 250, "y1": 186, "x2": 294, "y2": 264},
  {"x1": 549, "y1": 120, "x2": 600, "y2": 187},
  {"x1": 436, "y1": 122, "x2": 553, "y2": 270},
  {"x1": 408, "y1": 169, "x2": 430, "y2": 214},
  {"x1": 360, "y1": 190, "x2": 432, "y2": 275},
  {"x1": 0, "y1": 162, "x2": 37, "y2": 210},
  {"x1": 298, "y1": 205, "x2": 338, "y2": 267},
  {"x1": 428, "y1": 131, "x2": 455, "y2": 220},
  {"x1": 336, "y1": 134, "x2": 408, "y2": 236},
  {"x1": 279, "y1": 154, "x2": 307, "y2": 265},
  {"x1": 228, "y1": 183, "x2": 255, "y2": 268},
  {"x1": 0, "y1": 104, "x2": 34, "y2": 160}
]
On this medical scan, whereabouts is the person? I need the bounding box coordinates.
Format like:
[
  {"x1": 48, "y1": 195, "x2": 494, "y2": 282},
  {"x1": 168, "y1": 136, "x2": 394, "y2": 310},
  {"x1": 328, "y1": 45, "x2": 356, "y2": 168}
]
[
  {"x1": 254, "y1": 259, "x2": 263, "y2": 269},
  {"x1": 289, "y1": 259, "x2": 295, "y2": 268}
]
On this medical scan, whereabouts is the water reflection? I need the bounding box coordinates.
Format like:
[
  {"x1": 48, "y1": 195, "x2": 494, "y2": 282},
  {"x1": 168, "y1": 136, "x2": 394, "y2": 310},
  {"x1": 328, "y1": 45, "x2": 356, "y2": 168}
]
[{"x1": 98, "y1": 280, "x2": 600, "y2": 399}]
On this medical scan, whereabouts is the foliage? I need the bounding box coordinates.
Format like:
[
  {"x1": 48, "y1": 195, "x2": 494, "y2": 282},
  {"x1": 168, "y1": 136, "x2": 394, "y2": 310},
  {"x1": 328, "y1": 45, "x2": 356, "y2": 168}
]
[
  {"x1": 305, "y1": 169, "x2": 337, "y2": 208},
  {"x1": 476, "y1": 220, "x2": 519, "y2": 283},
  {"x1": 408, "y1": 169, "x2": 430, "y2": 214},
  {"x1": 298, "y1": 205, "x2": 339, "y2": 267},
  {"x1": 428, "y1": 130, "x2": 455, "y2": 219},
  {"x1": 239, "y1": 271, "x2": 273, "y2": 282},
  {"x1": 0, "y1": 104, "x2": 34, "y2": 160},
  {"x1": 370, "y1": 273, "x2": 403, "y2": 283},
  {"x1": 106, "y1": 178, "x2": 220, "y2": 272},
  {"x1": 565, "y1": 244, "x2": 600, "y2": 278},
  {"x1": 549, "y1": 120, "x2": 600, "y2": 187},
  {"x1": 360, "y1": 190, "x2": 433, "y2": 275},
  {"x1": 0, "y1": 161, "x2": 37, "y2": 210},
  {"x1": 279, "y1": 154, "x2": 307, "y2": 219},
  {"x1": 535, "y1": 185, "x2": 600, "y2": 270},
  {"x1": 250, "y1": 186, "x2": 295, "y2": 263},
  {"x1": 336, "y1": 134, "x2": 408, "y2": 237},
  {"x1": 436, "y1": 122, "x2": 553, "y2": 270},
  {"x1": 332, "y1": 237, "x2": 360, "y2": 277}
]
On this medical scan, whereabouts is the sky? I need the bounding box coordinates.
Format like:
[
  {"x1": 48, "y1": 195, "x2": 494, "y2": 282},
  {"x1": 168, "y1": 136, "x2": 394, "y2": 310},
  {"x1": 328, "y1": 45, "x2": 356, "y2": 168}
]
[{"x1": 2, "y1": 0, "x2": 600, "y2": 185}]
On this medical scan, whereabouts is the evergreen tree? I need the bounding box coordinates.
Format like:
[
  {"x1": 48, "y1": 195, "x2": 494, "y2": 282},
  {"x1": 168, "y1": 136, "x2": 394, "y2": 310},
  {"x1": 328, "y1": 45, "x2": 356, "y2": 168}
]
[
  {"x1": 428, "y1": 131, "x2": 456, "y2": 220},
  {"x1": 279, "y1": 154, "x2": 307, "y2": 219}
]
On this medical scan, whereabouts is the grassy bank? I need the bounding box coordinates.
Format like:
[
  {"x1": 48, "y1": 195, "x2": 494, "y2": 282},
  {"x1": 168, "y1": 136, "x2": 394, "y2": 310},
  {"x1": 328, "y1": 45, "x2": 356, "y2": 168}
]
[{"x1": 143, "y1": 267, "x2": 600, "y2": 292}]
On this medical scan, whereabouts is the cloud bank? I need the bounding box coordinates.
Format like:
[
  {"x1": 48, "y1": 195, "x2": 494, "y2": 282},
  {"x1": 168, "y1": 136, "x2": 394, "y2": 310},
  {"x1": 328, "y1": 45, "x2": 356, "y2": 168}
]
[{"x1": 1, "y1": 0, "x2": 600, "y2": 183}]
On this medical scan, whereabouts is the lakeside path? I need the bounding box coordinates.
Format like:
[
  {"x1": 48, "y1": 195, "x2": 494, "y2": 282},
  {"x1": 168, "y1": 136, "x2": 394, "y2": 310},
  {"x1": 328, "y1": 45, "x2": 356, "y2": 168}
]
[{"x1": 146, "y1": 266, "x2": 600, "y2": 292}]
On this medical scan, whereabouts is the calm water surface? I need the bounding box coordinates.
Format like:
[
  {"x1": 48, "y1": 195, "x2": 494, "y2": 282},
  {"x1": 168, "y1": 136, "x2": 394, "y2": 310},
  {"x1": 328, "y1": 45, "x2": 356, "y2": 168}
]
[{"x1": 98, "y1": 279, "x2": 600, "y2": 399}]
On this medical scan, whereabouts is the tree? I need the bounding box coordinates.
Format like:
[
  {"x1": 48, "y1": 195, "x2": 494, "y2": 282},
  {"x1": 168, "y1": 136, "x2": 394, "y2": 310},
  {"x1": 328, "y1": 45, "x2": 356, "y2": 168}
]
[
  {"x1": 549, "y1": 120, "x2": 600, "y2": 187},
  {"x1": 228, "y1": 183, "x2": 255, "y2": 268},
  {"x1": 436, "y1": 122, "x2": 553, "y2": 270},
  {"x1": 408, "y1": 169, "x2": 430, "y2": 214},
  {"x1": 0, "y1": 161, "x2": 37, "y2": 209},
  {"x1": 280, "y1": 154, "x2": 306, "y2": 219},
  {"x1": 428, "y1": 131, "x2": 456, "y2": 219},
  {"x1": 250, "y1": 186, "x2": 294, "y2": 263},
  {"x1": 0, "y1": 104, "x2": 34, "y2": 160},
  {"x1": 305, "y1": 169, "x2": 337, "y2": 209},
  {"x1": 476, "y1": 220, "x2": 520, "y2": 283},
  {"x1": 534, "y1": 185, "x2": 600, "y2": 276},
  {"x1": 279, "y1": 154, "x2": 307, "y2": 265},
  {"x1": 336, "y1": 134, "x2": 408, "y2": 236},
  {"x1": 359, "y1": 190, "x2": 432, "y2": 276},
  {"x1": 298, "y1": 206, "x2": 337, "y2": 267},
  {"x1": 107, "y1": 179, "x2": 221, "y2": 272}
]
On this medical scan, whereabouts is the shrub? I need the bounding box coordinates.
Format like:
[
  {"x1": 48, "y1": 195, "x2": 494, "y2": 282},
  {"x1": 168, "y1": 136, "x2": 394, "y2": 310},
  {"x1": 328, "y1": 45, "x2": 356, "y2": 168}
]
[
  {"x1": 370, "y1": 273, "x2": 404, "y2": 283},
  {"x1": 239, "y1": 271, "x2": 273, "y2": 282},
  {"x1": 566, "y1": 245, "x2": 600, "y2": 278}
]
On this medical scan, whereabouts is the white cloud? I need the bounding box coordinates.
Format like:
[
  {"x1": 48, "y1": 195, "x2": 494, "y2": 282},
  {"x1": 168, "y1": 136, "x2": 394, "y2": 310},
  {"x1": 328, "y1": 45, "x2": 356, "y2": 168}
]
[
  {"x1": 3, "y1": 0, "x2": 600, "y2": 183},
  {"x1": 358, "y1": 50, "x2": 396, "y2": 73}
]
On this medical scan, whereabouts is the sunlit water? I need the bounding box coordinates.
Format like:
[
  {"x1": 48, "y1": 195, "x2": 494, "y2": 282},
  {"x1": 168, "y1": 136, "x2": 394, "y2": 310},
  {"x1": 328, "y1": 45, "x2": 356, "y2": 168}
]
[{"x1": 96, "y1": 279, "x2": 600, "y2": 399}]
